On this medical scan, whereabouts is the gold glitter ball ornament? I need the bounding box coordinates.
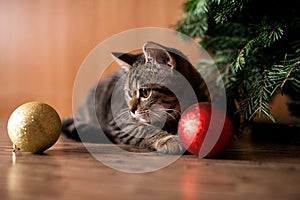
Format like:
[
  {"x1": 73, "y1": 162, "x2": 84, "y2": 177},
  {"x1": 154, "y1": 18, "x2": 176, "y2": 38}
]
[{"x1": 7, "y1": 102, "x2": 62, "y2": 153}]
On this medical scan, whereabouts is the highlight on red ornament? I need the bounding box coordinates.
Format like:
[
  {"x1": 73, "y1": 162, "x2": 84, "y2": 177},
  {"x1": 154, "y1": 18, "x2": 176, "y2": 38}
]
[{"x1": 178, "y1": 102, "x2": 233, "y2": 158}]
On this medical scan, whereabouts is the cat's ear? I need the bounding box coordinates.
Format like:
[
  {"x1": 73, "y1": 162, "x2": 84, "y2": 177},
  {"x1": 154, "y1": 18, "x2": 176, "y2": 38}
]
[
  {"x1": 143, "y1": 41, "x2": 176, "y2": 69},
  {"x1": 111, "y1": 52, "x2": 140, "y2": 71}
]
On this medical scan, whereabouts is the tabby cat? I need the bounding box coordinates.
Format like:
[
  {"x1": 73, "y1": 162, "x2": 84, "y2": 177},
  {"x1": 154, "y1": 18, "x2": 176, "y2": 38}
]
[{"x1": 62, "y1": 42, "x2": 208, "y2": 154}]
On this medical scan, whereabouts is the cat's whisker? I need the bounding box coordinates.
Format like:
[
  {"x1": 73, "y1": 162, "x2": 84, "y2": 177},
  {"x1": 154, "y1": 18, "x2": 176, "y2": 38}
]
[
  {"x1": 164, "y1": 111, "x2": 178, "y2": 121},
  {"x1": 164, "y1": 108, "x2": 181, "y2": 116},
  {"x1": 150, "y1": 112, "x2": 164, "y2": 121},
  {"x1": 114, "y1": 108, "x2": 132, "y2": 123},
  {"x1": 114, "y1": 110, "x2": 127, "y2": 120},
  {"x1": 153, "y1": 107, "x2": 181, "y2": 121}
]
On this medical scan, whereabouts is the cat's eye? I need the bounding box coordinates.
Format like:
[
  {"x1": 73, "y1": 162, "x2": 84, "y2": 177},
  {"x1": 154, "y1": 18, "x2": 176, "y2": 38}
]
[{"x1": 139, "y1": 88, "x2": 151, "y2": 99}]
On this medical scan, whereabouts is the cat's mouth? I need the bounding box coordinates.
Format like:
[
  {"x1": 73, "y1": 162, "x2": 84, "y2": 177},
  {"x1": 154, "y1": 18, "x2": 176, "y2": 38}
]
[
  {"x1": 130, "y1": 110, "x2": 169, "y2": 130},
  {"x1": 130, "y1": 111, "x2": 150, "y2": 124}
]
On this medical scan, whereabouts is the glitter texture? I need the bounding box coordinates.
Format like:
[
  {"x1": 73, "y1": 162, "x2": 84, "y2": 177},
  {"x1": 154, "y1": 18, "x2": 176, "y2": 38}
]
[{"x1": 7, "y1": 102, "x2": 61, "y2": 153}]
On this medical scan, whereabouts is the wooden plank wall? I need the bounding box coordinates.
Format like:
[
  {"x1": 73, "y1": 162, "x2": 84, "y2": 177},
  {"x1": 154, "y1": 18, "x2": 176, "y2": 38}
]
[{"x1": 0, "y1": 0, "x2": 185, "y2": 119}]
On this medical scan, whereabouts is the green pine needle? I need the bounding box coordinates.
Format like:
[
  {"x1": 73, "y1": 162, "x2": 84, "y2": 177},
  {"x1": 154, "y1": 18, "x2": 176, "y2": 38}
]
[{"x1": 177, "y1": 0, "x2": 300, "y2": 127}]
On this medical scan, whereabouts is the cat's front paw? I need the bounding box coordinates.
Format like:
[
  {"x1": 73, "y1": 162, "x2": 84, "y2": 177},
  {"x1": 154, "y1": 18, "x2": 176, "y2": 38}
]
[{"x1": 154, "y1": 135, "x2": 185, "y2": 154}]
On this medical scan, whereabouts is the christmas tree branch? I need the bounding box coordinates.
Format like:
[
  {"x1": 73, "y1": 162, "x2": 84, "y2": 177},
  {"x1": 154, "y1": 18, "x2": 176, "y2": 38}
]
[{"x1": 177, "y1": 0, "x2": 300, "y2": 130}]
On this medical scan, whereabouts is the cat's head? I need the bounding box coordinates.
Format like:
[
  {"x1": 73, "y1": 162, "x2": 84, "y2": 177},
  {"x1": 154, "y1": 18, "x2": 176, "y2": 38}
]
[{"x1": 112, "y1": 42, "x2": 194, "y2": 131}]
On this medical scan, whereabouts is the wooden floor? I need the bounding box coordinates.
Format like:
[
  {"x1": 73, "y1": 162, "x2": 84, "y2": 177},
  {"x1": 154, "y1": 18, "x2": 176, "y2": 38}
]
[{"x1": 1, "y1": 120, "x2": 300, "y2": 200}]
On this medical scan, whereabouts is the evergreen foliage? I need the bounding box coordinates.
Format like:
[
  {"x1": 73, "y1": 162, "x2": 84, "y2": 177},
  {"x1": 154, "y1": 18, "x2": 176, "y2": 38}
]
[{"x1": 177, "y1": 0, "x2": 300, "y2": 130}]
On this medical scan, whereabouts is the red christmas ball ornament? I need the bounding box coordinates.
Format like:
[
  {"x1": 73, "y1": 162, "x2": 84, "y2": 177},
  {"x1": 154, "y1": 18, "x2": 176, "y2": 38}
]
[{"x1": 178, "y1": 102, "x2": 233, "y2": 157}]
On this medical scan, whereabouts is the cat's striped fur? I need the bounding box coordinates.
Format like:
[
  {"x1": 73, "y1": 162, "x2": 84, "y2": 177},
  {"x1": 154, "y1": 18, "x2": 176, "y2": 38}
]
[{"x1": 62, "y1": 42, "x2": 208, "y2": 154}]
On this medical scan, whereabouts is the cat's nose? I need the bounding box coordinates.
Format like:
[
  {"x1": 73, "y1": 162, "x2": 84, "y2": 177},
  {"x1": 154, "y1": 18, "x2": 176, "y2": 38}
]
[
  {"x1": 129, "y1": 106, "x2": 137, "y2": 114},
  {"x1": 129, "y1": 100, "x2": 138, "y2": 114}
]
